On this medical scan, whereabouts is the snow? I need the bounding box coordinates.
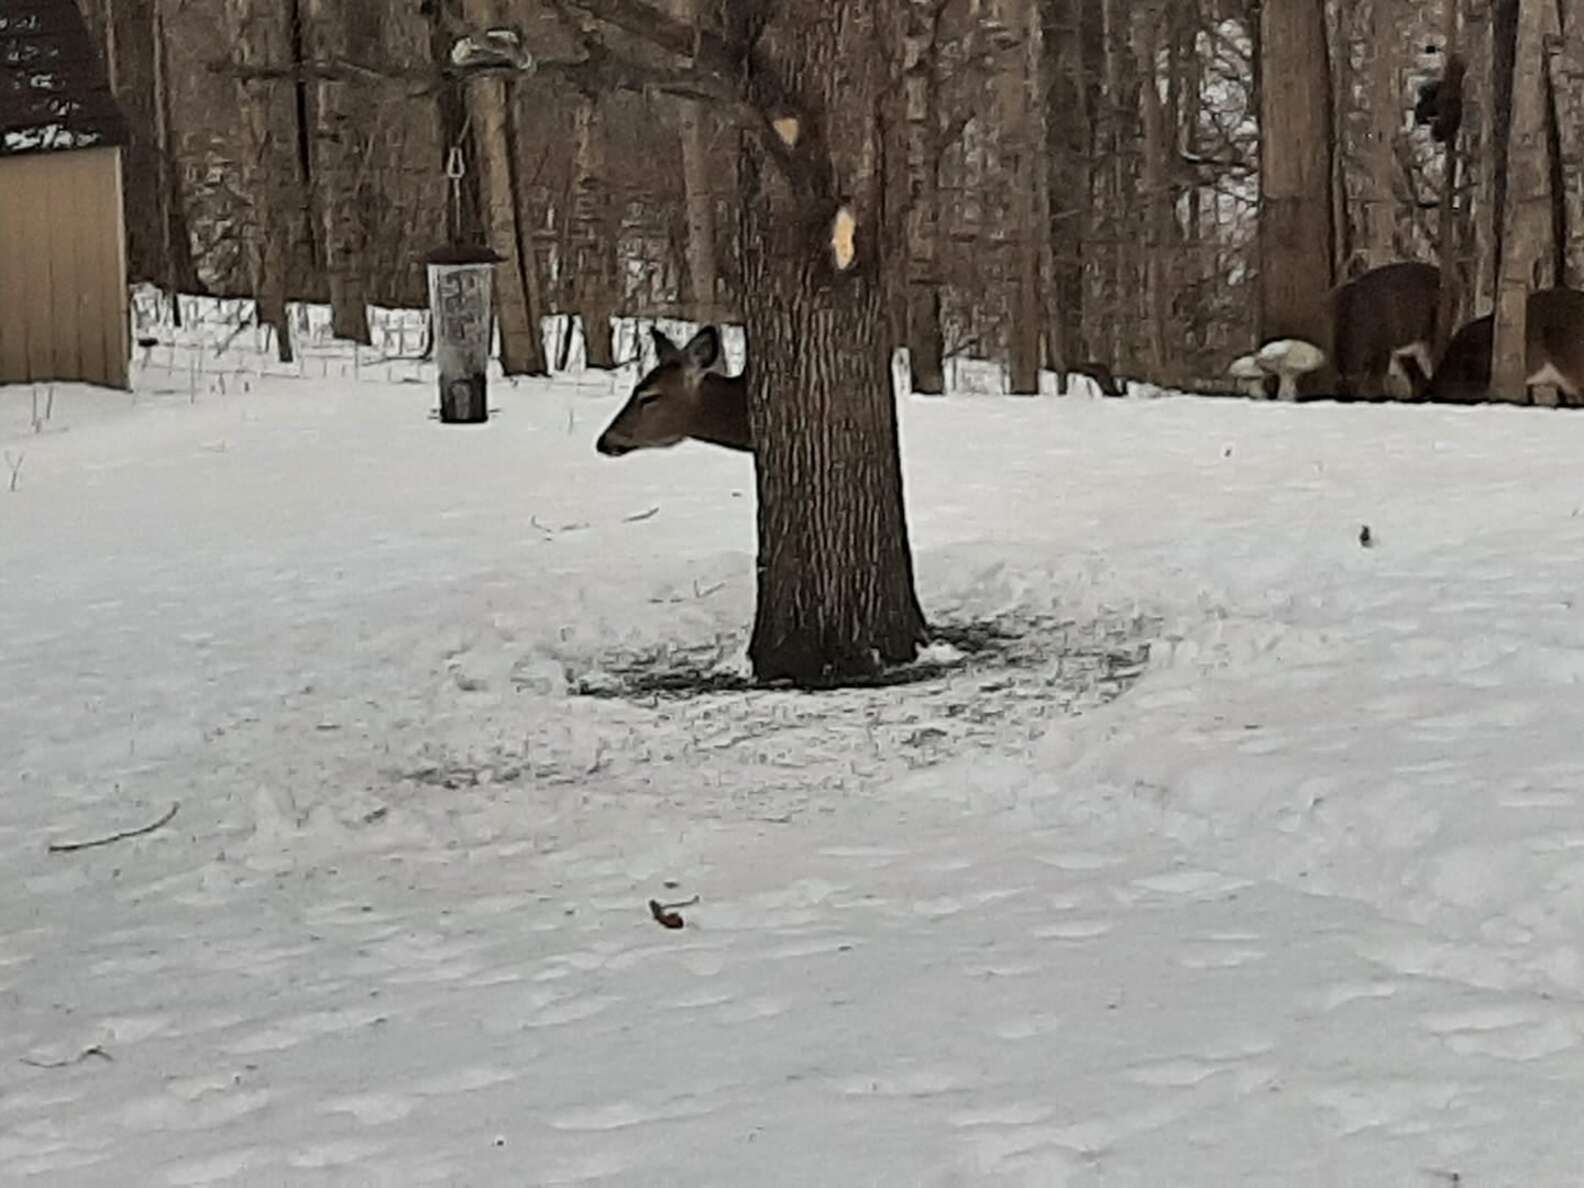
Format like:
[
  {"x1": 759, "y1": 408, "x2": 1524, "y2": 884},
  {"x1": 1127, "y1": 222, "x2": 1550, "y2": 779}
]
[{"x1": 7, "y1": 315, "x2": 1584, "y2": 1184}]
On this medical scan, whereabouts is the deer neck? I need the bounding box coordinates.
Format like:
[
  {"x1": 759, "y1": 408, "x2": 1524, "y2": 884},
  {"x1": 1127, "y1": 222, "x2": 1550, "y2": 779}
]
[{"x1": 690, "y1": 373, "x2": 753, "y2": 452}]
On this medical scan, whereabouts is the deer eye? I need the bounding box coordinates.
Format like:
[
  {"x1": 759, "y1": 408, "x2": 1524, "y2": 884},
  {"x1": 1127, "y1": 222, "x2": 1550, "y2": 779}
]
[{"x1": 636, "y1": 391, "x2": 661, "y2": 407}]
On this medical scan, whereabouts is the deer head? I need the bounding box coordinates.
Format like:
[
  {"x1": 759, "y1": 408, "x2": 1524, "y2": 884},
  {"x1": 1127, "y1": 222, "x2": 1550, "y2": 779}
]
[{"x1": 595, "y1": 326, "x2": 752, "y2": 455}]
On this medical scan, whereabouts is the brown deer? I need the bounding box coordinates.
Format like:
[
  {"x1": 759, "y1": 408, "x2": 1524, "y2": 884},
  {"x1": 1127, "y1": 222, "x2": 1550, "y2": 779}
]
[
  {"x1": 595, "y1": 326, "x2": 752, "y2": 455},
  {"x1": 1425, "y1": 288, "x2": 1584, "y2": 405},
  {"x1": 1331, "y1": 262, "x2": 1441, "y2": 400}
]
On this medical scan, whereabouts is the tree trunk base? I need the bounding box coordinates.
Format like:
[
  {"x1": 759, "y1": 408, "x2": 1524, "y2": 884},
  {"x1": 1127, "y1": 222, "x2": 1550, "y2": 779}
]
[
  {"x1": 749, "y1": 599, "x2": 928, "y2": 688},
  {"x1": 582, "y1": 310, "x2": 617, "y2": 369}
]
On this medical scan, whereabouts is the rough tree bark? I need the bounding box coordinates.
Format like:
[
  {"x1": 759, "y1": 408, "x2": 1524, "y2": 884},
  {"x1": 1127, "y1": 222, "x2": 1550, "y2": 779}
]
[
  {"x1": 736, "y1": 3, "x2": 928, "y2": 684},
  {"x1": 1099, "y1": 0, "x2": 1126, "y2": 371},
  {"x1": 571, "y1": 95, "x2": 618, "y2": 368},
  {"x1": 666, "y1": 0, "x2": 720, "y2": 321},
  {"x1": 461, "y1": 0, "x2": 548, "y2": 374},
  {"x1": 1257, "y1": 0, "x2": 1336, "y2": 390},
  {"x1": 101, "y1": 0, "x2": 161, "y2": 284},
  {"x1": 304, "y1": 0, "x2": 372, "y2": 343},
  {"x1": 901, "y1": 0, "x2": 945, "y2": 395},
  {"x1": 993, "y1": 0, "x2": 1046, "y2": 394},
  {"x1": 1491, "y1": 0, "x2": 1560, "y2": 399},
  {"x1": 231, "y1": 0, "x2": 299, "y2": 362},
  {"x1": 1133, "y1": 2, "x2": 1169, "y2": 378},
  {"x1": 1367, "y1": 0, "x2": 1399, "y2": 263},
  {"x1": 151, "y1": 0, "x2": 198, "y2": 319},
  {"x1": 1045, "y1": 0, "x2": 1094, "y2": 380},
  {"x1": 1435, "y1": 0, "x2": 1470, "y2": 353},
  {"x1": 1550, "y1": 0, "x2": 1584, "y2": 287}
]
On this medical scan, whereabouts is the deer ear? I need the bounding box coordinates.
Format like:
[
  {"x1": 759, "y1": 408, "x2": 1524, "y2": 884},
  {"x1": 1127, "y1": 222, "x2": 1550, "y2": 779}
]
[
  {"x1": 681, "y1": 325, "x2": 721, "y2": 371},
  {"x1": 650, "y1": 327, "x2": 681, "y2": 362}
]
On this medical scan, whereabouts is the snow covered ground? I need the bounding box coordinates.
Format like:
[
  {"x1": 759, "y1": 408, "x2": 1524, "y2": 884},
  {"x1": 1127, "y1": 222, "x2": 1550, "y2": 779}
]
[{"x1": 6, "y1": 317, "x2": 1584, "y2": 1185}]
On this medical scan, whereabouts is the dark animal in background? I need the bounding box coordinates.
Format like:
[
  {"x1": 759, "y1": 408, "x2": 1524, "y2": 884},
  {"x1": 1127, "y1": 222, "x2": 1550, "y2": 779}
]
[
  {"x1": 1332, "y1": 262, "x2": 1441, "y2": 400},
  {"x1": 1425, "y1": 288, "x2": 1584, "y2": 405},
  {"x1": 1414, "y1": 51, "x2": 1465, "y2": 145}
]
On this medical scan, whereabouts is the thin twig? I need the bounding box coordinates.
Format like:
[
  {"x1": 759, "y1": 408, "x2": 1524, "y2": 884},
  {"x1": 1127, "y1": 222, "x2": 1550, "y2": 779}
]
[
  {"x1": 530, "y1": 515, "x2": 590, "y2": 536},
  {"x1": 48, "y1": 802, "x2": 180, "y2": 854},
  {"x1": 624, "y1": 505, "x2": 660, "y2": 522},
  {"x1": 20, "y1": 1044, "x2": 113, "y2": 1068}
]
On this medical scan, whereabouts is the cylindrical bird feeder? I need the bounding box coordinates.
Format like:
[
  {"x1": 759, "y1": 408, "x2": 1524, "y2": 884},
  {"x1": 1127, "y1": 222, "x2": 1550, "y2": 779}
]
[{"x1": 425, "y1": 245, "x2": 503, "y2": 424}]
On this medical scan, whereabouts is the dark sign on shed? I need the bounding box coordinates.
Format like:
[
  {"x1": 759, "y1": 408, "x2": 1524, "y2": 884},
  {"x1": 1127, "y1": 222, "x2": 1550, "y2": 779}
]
[{"x1": 1, "y1": 0, "x2": 129, "y2": 158}]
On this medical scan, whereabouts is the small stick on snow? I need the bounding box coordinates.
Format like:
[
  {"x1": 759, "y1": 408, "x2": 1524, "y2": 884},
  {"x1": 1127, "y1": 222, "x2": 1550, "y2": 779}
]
[
  {"x1": 48, "y1": 802, "x2": 180, "y2": 853},
  {"x1": 4, "y1": 451, "x2": 22, "y2": 492},
  {"x1": 648, "y1": 894, "x2": 700, "y2": 929},
  {"x1": 530, "y1": 515, "x2": 589, "y2": 536},
  {"x1": 20, "y1": 1044, "x2": 113, "y2": 1068},
  {"x1": 624, "y1": 506, "x2": 660, "y2": 523}
]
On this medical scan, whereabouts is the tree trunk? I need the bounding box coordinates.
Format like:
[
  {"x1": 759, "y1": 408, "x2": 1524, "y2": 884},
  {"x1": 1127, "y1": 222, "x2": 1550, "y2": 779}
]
[
  {"x1": 1099, "y1": 0, "x2": 1126, "y2": 372},
  {"x1": 738, "y1": 3, "x2": 927, "y2": 685},
  {"x1": 1368, "y1": 0, "x2": 1400, "y2": 263},
  {"x1": 1545, "y1": 1, "x2": 1583, "y2": 287},
  {"x1": 1046, "y1": 0, "x2": 1094, "y2": 378},
  {"x1": 102, "y1": 0, "x2": 162, "y2": 285},
  {"x1": 461, "y1": 0, "x2": 547, "y2": 375},
  {"x1": 1436, "y1": 0, "x2": 1471, "y2": 353},
  {"x1": 993, "y1": 0, "x2": 1046, "y2": 394},
  {"x1": 902, "y1": 0, "x2": 945, "y2": 395},
  {"x1": 1174, "y1": 2, "x2": 1201, "y2": 366},
  {"x1": 1258, "y1": 0, "x2": 1336, "y2": 389},
  {"x1": 1134, "y1": 2, "x2": 1169, "y2": 378},
  {"x1": 231, "y1": 0, "x2": 298, "y2": 362},
  {"x1": 151, "y1": 0, "x2": 197, "y2": 322},
  {"x1": 571, "y1": 96, "x2": 618, "y2": 369},
  {"x1": 666, "y1": 0, "x2": 720, "y2": 322},
  {"x1": 1491, "y1": 0, "x2": 1560, "y2": 399},
  {"x1": 304, "y1": 0, "x2": 371, "y2": 344}
]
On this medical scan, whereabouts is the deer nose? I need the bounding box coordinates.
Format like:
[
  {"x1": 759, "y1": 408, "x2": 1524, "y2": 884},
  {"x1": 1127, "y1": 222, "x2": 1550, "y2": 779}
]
[{"x1": 596, "y1": 434, "x2": 630, "y2": 456}]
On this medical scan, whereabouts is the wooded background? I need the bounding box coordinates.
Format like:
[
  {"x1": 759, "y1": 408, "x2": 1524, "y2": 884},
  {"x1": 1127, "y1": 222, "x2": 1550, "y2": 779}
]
[{"x1": 76, "y1": 0, "x2": 1584, "y2": 393}]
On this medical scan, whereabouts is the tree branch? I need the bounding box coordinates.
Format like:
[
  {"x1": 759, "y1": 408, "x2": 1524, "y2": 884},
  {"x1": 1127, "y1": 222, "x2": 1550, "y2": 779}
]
[
  {"x1": 214, "y1": 53, "x2": 732, "y2": 106},
  {"x1": 215, "y1": 5, "x2": 842, "y2": 222},
  {"x1": 563, "y1": 0, "x2": 839, "y2": 211}
]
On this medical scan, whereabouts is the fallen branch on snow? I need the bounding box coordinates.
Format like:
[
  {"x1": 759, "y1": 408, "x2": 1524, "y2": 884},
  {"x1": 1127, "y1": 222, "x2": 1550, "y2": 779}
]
[
  {"x1": 48, "y1": 802, "x2": 180, "y2": 854},
  {"x1": 530, "y1": 515, "x2": 590, "y2": 537},
  {"x1": 20, "y1": 1044, "x2": 113, "y2": 1068}
]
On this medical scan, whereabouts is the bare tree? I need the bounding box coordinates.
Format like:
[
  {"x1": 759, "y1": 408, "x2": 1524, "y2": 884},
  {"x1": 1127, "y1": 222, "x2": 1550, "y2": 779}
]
[
  {"x1": 1258, "y1": 0, "x2": 1336, "y2": 388},
  {"x1": 304, "y1": 0, "x2": 372, "y2": 343},
  {"x1": 901, "y1": 0, "x2": 946, "y2": 395},
  {"x1": 1366, "y1": 0, "x2": 1401, "y2": 263},
  {"x1": 462, "y1": 0, "x2": 550, "y2": 374},
  {"x1": 666, "y1": 0, "x2": 720, "y2": 321},
  {"x1": 1134, "y1": 1, "x2": 1170, "y2": 377},
  {"x1": 1550, "y1": 0, "x2": 1584, "y2": 287},
  {"x1": 570, "y1": 92, "x2": 618, "y2": 367},
  {"x1": 1491, "y1": 0, "x2": 1560, "y2": 398},
  {"x1": 992, "y1": 0, "x2": 1047, "y2": 394},
  {"x1": 230, "y1": 0, "x2": 302, "y2": 361}
]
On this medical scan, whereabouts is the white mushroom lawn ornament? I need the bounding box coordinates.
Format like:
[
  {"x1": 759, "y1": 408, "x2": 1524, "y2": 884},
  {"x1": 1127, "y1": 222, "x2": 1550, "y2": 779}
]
[
  {"x1": 1254, "y1": 339, "x2": 1327, "y2": 401},
  {"x1": 1227, "y1": 354, "x2": 1270, "y2": 398}
]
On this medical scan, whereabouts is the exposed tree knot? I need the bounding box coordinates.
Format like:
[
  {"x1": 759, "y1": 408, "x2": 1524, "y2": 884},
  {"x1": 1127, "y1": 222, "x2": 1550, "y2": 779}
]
[
  {"x1": 830, "y1": 206, "x2": 857, "y2": 271},
  {"x1": 771, "y1": 115, "x2": 801, "y2": 147}
]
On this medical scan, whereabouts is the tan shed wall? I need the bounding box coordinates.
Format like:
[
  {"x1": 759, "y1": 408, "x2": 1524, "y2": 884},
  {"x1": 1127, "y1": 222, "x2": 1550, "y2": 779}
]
[{"x1": 0, "y1": 146, "x2": 130, "y2": 390}]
